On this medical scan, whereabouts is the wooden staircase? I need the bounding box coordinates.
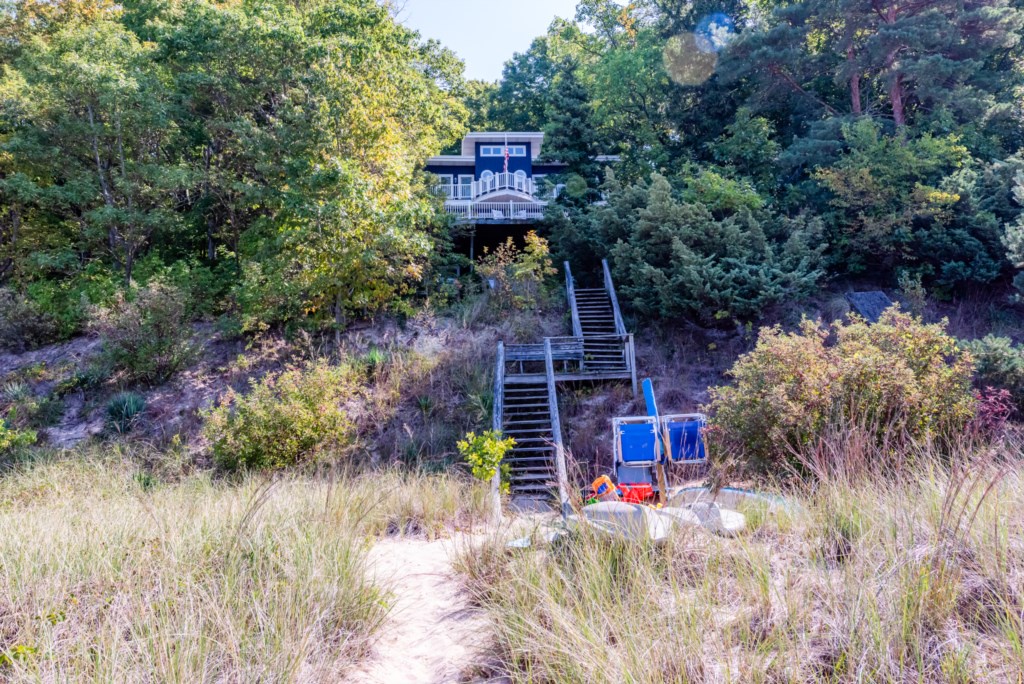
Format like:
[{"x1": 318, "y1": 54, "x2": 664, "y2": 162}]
[
  {"x1": 492, "y1": 341, "x2": 569, "y2": 512},
  {"x1": 566, "y1": 260, "x2": 633, "y2": 378},
  {"x1": 488, "y1": 259, "x2": 633, "y2": 513}
]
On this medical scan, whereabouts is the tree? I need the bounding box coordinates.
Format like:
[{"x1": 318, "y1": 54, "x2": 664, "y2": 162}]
[
  {"x1": 602, "y1": 173, "x2": 825, "y2": 323},
  {"x1": 542, "y1": 60, "x2": 601, "y2": 184},
  {"x1": 1, "y1": 18, "x2": 187, "y2": 285}
]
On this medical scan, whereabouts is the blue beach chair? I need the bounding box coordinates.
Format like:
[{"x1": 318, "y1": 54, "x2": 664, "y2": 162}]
[
  {"x1": 612, "y1": 416, "x2": 660, "y2": 486},
  {"x1": 660, "y1": 413, "x2": 708, "y2": 464}
]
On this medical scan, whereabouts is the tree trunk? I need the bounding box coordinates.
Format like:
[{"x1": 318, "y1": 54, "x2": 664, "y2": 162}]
[
  {"x1": 334, "y1": 292, "x2": 345, "y2": 348},
  {"x1": 889, "y1": 72, "x2": 906, "y2": 128},
  {"x1": 848, "y1": 46, "x2": 862, "y2": 115}
]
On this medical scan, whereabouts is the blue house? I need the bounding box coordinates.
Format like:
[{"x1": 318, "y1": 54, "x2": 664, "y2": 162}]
[{"x1": 425, "y1": 132, "x2": 568, "y2": 225}]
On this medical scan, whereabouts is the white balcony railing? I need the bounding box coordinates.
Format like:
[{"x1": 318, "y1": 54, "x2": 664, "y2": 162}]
[
  {"x1": 434, "y1": 172, "x2": 536, "y2": 201},
  {"x1": 444, "y1": 201, "x2": 546, "y2": 221}
]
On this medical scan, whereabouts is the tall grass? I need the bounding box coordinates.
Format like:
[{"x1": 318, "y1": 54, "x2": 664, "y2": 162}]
[
  {"x1": 0, "y1": 451, "x2": 491, "y2": 681},
  {"x1": 460, "y1": 441, "x2": 1024, "y2": 683}
]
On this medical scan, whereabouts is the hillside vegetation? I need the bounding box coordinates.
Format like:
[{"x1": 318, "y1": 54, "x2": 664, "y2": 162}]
[{"x1": 3, "y1": 0, "x2": 1024, "y2": 681}]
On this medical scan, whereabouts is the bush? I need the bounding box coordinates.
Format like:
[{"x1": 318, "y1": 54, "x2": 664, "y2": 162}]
[
  {"x1": 476, "y1": 231, "x2": 556, "y2": 312},
  {"x1": 0, "y1": 421, "x2": 36, "y2": 456},
  {"x1": 106, "y1": 392, "x2": 147, "y2": 434},
  {"x1": 962, "y1": 335, "x2": 1024, "y2": 411},
  {"x1": 457, "y1": 430, "x2": 515, "y2": 493},
  {"x1": 89, "y1": 279, "x2": 196, "y2": 386},
  {"x1": 707, "y1": 308, "x2": 977, "y2": 475},
  {"x1": 203, "y1": 359, "x2": 359, "y2": 472},
  {"x1": 0, "y1": 288, "x2": 61, "y2": 352}
]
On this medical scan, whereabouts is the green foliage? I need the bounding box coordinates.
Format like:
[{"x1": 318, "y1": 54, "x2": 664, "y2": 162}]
[
  {"x1": 708, "y1": 308, "x2": 977, "y2": 475},
  {"x1": 0, "y1": 421, "x2": 36, "y2": 457},
  {"x1": 0, "y1": 288, "x2": 61, "y2": 352},
  {"x1": 457, "y1": 430, "x2": 514, "y2": 493},
  {"x1": 89, "y1": 280, "x2": 196, "y2": 386},
  {"x1": 1, "y1": 381, "x2": 64, "y2": 431},
  {"x1": 1004, "y1": 171, "x2": 1024, "y2": 296},
  {"x1": 106, "y1": 392, "x2": 146, "y2": 434},
  {"x1": 605, "y1": 173, "x2": 825, "y2": 323},
  {"x1": 203, "y1": 360, "x2": 359, "y2": 472},
  {"x1": 0, "y1": 0, "x2": 468, "y2": 336},
  {"x1": 962, "y1": 335, "x2": 1024, "y2": 411},
  {"x1": 477, "y1": 231, "x2": 557, "y2": 312}
]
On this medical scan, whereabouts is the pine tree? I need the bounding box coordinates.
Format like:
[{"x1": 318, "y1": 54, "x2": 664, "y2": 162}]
[{"x1": 542, "y1": 61, "x2": 601, "y2": 185}]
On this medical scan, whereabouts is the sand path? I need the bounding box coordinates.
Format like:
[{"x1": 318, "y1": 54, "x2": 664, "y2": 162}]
[{"x1": 348, "y1": 536, "x2": 491, "y2": 684}]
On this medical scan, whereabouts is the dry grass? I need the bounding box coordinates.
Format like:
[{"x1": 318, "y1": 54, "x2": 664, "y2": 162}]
[
  {"x1": 460, "y1": 441, "x2": 1024, "y2": 683},
  {"x1": 0, "y1": 449, "x2": 491, "y2": 681}
]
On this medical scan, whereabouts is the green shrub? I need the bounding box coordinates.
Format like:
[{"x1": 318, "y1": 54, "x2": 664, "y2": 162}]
[
  {"x1": 106, "y1": 392, "x2": 147, "y2": 434},
  {"x1": 962, "y1": 335, "x2": 1024, "y2": 410},
  {"x1": 1, "y1": 382, "x2": 64, "y2": 430},
  {"x1": 476, "y1": 231, "x2": 556, "y2": 312},
  {"x1": 707, "y1": 308, "x2": 977, "y2": 475},
  {"x1": 0, "y1": 421, "x2": 36, "y2": 456},
  {"x1": 0, "y1": 288, "x2": 61, "y2": 352},
  {"x1": 203, "y1": 360, "x2": 359, "y2": 472},
  {"x1": 604, "y1": 172, "x2": 826, "y2": 324},
  {"x1": 89, "y1": 279, "x2": 196, "y2": 386},
  {"x1": 457, "y1": 430, "x2": 515, "y2": 493}
]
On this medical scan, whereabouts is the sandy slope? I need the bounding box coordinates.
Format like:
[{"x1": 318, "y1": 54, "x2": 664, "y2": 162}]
[{"x1": 349, "y1": 537, "x2": 491, "y2": 684}]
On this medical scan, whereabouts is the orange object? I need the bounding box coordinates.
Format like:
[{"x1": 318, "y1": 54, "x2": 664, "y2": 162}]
[
  {"x1": 619, "y1": 483, "x2": 655, "y2": 504},
  {"x1": 591, "y1": 475, "x2": 620, "y2": 502}
]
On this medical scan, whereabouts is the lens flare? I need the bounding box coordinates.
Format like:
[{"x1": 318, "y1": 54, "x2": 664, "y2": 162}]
[{"x1": 663, "y1": 33, "x2": 717, "y2": 86}]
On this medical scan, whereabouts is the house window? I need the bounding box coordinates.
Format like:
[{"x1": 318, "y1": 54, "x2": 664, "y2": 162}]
[
  {"x1": 480, "y1": 145, "x2": 527, "y2": 157},
  {"x1": 480, "y1": 170, "x2": 494, "y2": 181}
]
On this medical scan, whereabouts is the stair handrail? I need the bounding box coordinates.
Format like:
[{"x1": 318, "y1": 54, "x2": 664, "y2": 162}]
[
  {"x1": 544, "y1": 338, "x2": 571, "y2": 520},
  {"x1": 491, "y1": 341, "x2": 505, "y2": 523},
  {"x1": 602, "y1": 258, "x2": 628, "y2": 336},
  {"x1": 563, "y1": 261, "x2": 584, "y2": 339}
]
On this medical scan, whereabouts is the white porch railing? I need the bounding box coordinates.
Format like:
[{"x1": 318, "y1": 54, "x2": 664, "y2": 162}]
[
  {"x1": 434, "y1": 172, "x2": 537, "y2": 201},
  {"x1": 444, "y1": 201, "x2": 546, "y2": 221}
]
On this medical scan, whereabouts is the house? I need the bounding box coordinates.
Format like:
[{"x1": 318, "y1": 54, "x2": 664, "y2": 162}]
[
  {"x1": 425, "y1": 132, "x2": 566, "y2": 225},
  {"x1": 426, "y1": 131, "x2": 617, "y2": 258}
]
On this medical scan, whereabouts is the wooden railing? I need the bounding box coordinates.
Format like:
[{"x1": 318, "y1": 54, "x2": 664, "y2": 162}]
[
  {"x1": 544, "y1": 338, "x2": 570, "y2": 520},
  {"x1": 602, "y1": 258, "x2": 627, "y2": 336},
  {"x1": 564, "y1": 261, "x2": 584, "y2": 339}
]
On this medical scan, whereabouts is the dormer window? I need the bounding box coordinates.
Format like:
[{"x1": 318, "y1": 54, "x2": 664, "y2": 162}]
[{"x1": 481, "y1": 145, "x2": 526, "y2": 157}]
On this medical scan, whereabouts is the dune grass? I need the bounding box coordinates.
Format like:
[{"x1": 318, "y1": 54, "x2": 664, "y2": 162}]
[
  {"x1": 460, "y1": 445, "x2": 1024, "y2": 683},
  {"x1": 0, "y1": 449, "x2": 491, "y2": 681}
]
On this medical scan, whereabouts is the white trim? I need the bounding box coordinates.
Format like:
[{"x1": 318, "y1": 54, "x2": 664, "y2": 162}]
[
  {"x1": 425, "y1": 155, "x2": 475, "y2": 165},
  {"x1": 480, "y1": 170, "x2": 494, "y2": 181}
]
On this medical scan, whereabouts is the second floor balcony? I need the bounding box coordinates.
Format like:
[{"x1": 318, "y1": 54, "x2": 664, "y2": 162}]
[{"x1": 433, "y1": 171, "x2": 539, "y2": 201}]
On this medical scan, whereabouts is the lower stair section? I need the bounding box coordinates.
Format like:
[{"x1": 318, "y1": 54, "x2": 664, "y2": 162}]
[{"x1": 501, "y1": 381, "x2": 559, "y2": 498}]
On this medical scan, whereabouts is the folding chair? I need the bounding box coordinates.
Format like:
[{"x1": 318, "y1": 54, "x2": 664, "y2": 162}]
[
  {"x1": 612, "y1": 416, "x2": 660, "y2": 486},
  {"x1": 660, "y1": 413, "x2": 707, "y2": 464}
]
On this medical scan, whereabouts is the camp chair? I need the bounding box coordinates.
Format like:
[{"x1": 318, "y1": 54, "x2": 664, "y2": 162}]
[
  {"x1": 612, "y1": 416, "x2": 660, "y2": 486},
  {"x1": 491, "y1": 209, "x2": 504, "y2": 219},
  {"x1": 660, "y1": 413, "x2": 707, "y2": 464}
]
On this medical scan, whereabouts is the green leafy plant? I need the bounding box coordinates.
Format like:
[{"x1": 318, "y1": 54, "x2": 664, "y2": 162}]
[
  {"x1": 962, "y1": 335, "x2": 1024, "y2": 410},
  {"x1": 0, "y1": 421, "x2": 36, "y2": 456},
  {"x1": 0, "y1": 289, "x2": 61, "y2": 353},
  {"x1": 457, "y1": 430, "x2": 515, "y2": 493},
  {"x1": 477, "y1": 231, "x2": 556, "y2": 312},
  {"x1": 89, "y1": 279, "x2": 196, "y2": 386},
  {"x1": 203, "y1": 360, "x2": 359, "y2": 472},
  {"x1": 707, "y1": 307, "x2": 977, "y2": 476},
  {"x1": 107, "y1": 392, "x2": 147, "y2": 434}
]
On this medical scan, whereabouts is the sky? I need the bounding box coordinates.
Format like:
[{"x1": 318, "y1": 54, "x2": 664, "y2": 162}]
[{"x1": 396, "y1": 0, "x2": 582, "y2": 82}]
